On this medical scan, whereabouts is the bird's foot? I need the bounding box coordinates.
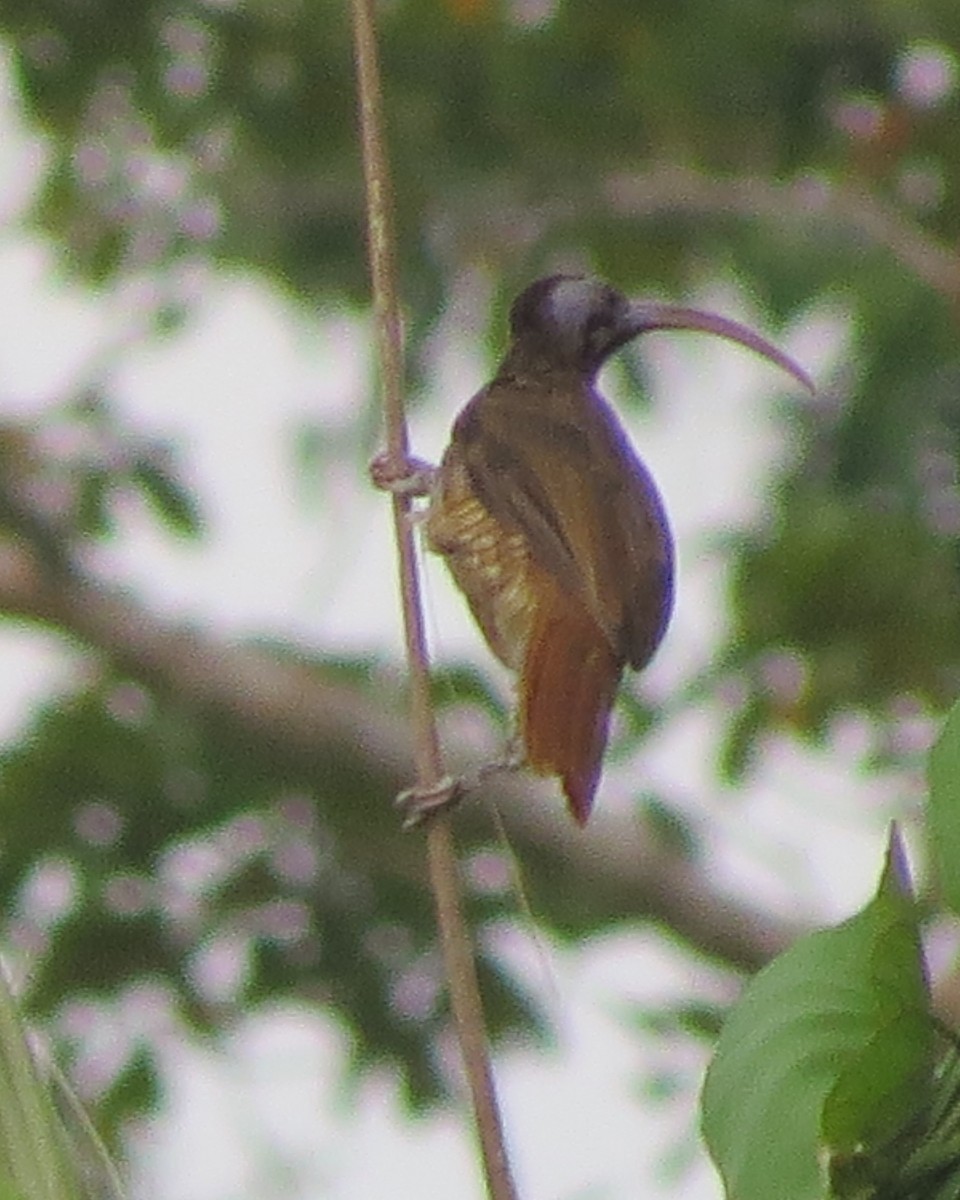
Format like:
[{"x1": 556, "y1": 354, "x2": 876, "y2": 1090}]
[
  {"x1": 396, "y1": 745, "x2": 526, "y2": 830},
  {"x1": 498, "y1": 734, "x2": 526, "y2": 773},
  {"x1": 396, "y1": 775, "x2": 464, "y2": 829},
  {"x1": 471, "y1": 743, "x2": 525, "y2": 786},
  {"x1": 369, "y1": 452, "x2": 438, "y2": 498}
]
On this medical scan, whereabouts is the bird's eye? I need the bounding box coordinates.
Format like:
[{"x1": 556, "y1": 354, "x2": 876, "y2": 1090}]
[{"x1": 584, "y1": 308, "x2": 614, "y2": 355}]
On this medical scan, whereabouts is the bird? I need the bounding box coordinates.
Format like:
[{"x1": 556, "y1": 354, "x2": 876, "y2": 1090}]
[{"x1": 376, "y1": 275, "x2": 812, "y2": 825}]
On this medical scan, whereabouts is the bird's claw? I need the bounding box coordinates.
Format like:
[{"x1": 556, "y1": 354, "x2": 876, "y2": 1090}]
[
  {"x1": 369, "y1": 452, "x2": 437, "y2": 498},
  {"x1": 396, "y1": 774, "x2": 465, "y2": 829},
  {"x1": 395, "y1": 747, "x2": 528, "y2": 830}
]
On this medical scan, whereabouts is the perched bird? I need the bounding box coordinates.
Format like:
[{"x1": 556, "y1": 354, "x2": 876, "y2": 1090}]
[{"x1": 379, "y1": 275, "x2": 812, "y2": 824}]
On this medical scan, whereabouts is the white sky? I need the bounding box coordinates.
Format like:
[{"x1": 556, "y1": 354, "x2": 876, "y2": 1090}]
[{"x1": 0, "y1": 46, "x2": 917, "y2": 1200}]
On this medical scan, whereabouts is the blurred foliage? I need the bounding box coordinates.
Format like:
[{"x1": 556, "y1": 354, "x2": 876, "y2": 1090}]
[
  {"x1": 0, "y1": 669, "x2": 541, "y2": 1145},
  {"x1": 0, "y1": 399, "x2": 201, "y2": 572},
  {"x1": 0, "y1": 0, "x2": 959, "y2": 1155}
]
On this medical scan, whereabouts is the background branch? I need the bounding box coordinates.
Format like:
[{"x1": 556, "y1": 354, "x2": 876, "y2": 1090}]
[
  {"x1": 0, "y1": 544, "x2": 796, "y2": 976},
  {"x1": 233, "y1": 165, "x2": 960, "y2": 304},
  {"x1": 604, "y1": 166, "x2": 960, "y2": 302}
]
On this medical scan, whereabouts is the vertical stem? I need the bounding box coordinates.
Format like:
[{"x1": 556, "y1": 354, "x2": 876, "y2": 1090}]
[{"x1": 349, "y1": 4, "x2": 519, "y2": 1198}]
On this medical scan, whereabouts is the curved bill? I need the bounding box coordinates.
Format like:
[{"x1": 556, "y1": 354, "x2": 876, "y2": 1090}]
[{"x1": 627, "y1": 302, "x2": 814, "y2": 393}]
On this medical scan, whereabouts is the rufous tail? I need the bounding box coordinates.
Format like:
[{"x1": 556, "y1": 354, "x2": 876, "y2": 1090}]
[{"x1": 520, "y1": 580, "x2": 622, "y2": 824}]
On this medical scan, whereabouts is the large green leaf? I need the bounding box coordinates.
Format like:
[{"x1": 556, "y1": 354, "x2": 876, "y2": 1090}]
[
  {"x1": 928, "y1": 699, "x2": 960, "y2": 916},
  {"x1": 0, "y1": 962, "x2": 123, "y2": 1200},
  {"x1": 702, "y1": 828, "x2": 932, "y2": 1200}
]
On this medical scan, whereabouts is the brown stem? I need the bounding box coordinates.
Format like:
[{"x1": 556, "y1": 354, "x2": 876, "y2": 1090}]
[{"x1": 349, "y1": 4, "x2": 519, "y2": 1198}]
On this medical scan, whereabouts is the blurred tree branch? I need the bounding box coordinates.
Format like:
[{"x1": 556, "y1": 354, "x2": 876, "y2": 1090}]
[
  {"x1": 0, "y1": 534, "x2": 794, "y2": 977},
  {"x1": 603, "y1": 165, "x2": 960, "y2": 302},
  {"x1": 236, "y1": 165, "x2": 960, "y2": 304}
]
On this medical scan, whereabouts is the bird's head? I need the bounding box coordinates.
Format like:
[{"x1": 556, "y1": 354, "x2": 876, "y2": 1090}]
[{"x1": 506, "y1": 274, "x2": 813, "y2": 390}]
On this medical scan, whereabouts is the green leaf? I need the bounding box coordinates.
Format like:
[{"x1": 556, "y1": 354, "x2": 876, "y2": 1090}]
[
  {"x1": 89, "y1": 1048, "x2": 159, "y2": 1151},
  {"x1": 635, "y1": 1001, "x2": 725, "y2": 1042},
  {"x1": 429, "y1": 663, "x2": 508, "y2": 724},
  {"x1": 129, "y1": 458, "x2": 202, "y2": 537},
  {"x1": 74, "y1": 470, "x2": 114, "y2": 539},
  {"x1": 0, "y1": 965, "x2": 83, "y2": 1200},
  {"x1": 928, "y1": 698, "x2": 960, "y2": 916},
  {"x1": 701, "y1": 828, "x2": 933, "y2": 1200}
]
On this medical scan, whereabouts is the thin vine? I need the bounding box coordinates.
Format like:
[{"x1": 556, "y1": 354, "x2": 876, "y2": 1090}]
[{"x1": 349, "y1": 3, "x2": 519, "y2": 1197}]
